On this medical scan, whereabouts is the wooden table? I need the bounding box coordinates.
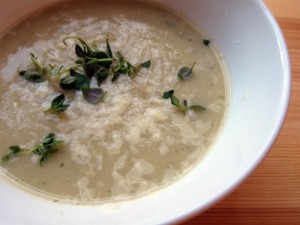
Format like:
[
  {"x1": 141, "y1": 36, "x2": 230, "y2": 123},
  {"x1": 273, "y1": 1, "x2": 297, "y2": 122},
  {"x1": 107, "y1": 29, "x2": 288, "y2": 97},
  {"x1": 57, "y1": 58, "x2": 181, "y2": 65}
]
[{"x1": 182, "y1": 1, "x2": 300, "y2": 224}]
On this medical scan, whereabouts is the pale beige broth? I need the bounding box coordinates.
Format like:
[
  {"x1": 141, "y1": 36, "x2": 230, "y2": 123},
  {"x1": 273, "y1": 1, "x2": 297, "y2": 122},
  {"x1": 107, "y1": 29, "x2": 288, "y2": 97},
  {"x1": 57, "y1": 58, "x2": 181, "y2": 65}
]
[{"x1": 0, "y1": 0, "x2": 228, "y2": 202}]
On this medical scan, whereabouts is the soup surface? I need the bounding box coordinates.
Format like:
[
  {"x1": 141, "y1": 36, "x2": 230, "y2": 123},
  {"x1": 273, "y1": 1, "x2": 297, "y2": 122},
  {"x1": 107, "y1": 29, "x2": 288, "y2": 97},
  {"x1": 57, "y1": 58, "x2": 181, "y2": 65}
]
[{"x1": 0, "y1": 0, "x2": 228, "y2": 202}]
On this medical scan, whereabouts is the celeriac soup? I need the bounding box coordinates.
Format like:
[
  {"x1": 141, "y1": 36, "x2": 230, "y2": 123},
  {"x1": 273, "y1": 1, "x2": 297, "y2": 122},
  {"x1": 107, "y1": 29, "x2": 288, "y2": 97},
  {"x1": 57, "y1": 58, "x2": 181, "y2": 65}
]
[{"x1": 0, "y1": 0, "x2": 228, "y2": 202}]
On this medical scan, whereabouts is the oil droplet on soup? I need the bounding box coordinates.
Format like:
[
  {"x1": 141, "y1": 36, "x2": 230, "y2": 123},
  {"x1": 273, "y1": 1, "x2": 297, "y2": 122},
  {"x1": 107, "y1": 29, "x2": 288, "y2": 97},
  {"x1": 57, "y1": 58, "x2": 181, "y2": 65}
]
[{"x1": 0, "y1": 0, "x2": 228, "y2": 203}]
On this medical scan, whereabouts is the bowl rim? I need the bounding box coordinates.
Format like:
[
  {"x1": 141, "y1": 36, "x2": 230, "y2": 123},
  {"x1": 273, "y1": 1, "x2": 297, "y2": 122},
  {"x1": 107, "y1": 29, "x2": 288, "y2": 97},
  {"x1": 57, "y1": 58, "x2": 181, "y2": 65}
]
[{"x1": 165, "y1": 1, "x2": 291, "y2": 223}]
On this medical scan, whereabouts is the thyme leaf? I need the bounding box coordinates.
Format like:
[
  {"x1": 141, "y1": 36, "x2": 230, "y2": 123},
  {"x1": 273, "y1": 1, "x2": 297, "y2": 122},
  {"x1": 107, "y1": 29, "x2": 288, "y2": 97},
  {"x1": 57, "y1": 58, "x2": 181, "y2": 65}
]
[
  {"x1": 189, "y1": 105, "x2": 206, "y2": 111},
  {"x1": 106, "y1": 38, "x2": 113, "y2": 58},
  {"x1": 75, "y1": 44, "x2": 87, "y2": 58},
  {"x1": 19, "y1": 70, "x2": 43, "y2": 82},
  {"x1": 203, "y1": 39, "x2": 210, "y2": 46},
  {"x1": 111, "y1": 72, "x2": 120, "y2": 82},
  {"x1": 60, "y1": 69, "x2": 90, "y2": 91},
  {"x1": 140, "y1": 60, "x2": 151, "y2": 68},
  {"x1": 82, "y1": 88, "x2": 107, "y2": 104},
  {"x1": 170, "y1": 95, "x2": 187, "y2": 113},
  {"x1": 162, "y1": 90, "x2": 174, "y2": 99},
  {"x1": 45, "y1": 94, "x2": 69, "y2": 113},
  {"x1": 96, "y1": 68, "x2": 109, "y2": 86},
  {"x1": 177, "y1": 62, "x2": 196, "y2": 80}
]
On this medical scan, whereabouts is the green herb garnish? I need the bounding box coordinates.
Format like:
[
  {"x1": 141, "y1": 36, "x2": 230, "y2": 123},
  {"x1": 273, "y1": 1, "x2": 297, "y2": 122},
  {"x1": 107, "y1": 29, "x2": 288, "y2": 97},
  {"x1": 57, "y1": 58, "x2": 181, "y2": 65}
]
[
  {"x1": 62, "y1": 36, "x2": 148, "y2": 86},
  {"x1": 63, "y1": 36, "x2": 93, "y2": 55},
  {"x1": 19, "y1": 54, "x2": 65, "y2": 82},
  {"x1": 96, "y1": 68, "x2": 109, "y2": 85},
  {"x1": 19, "y1": 70, "x2": 44, "y2": 82},
  {"x1": 111, "y1": 51, "x2": 136, "y2": 81},
  {"x1": 189, "y1": 105, "x2": 206, "y2": 111},
  {"x1": 63, "y1": 36, "x2": 113, "y2": 78},
  {"x1": 162, "y1": 90, "x2": 187, "y2": 114},
  {"x1": 1, "y1": 133, "x2": 64, "y2": 166},
  {"x1": 48, "y1": 64, "x2": 64, "y2": 76},
  {"x1": 140, "y1": 60, "x2": 151, "y2": 69},
  {"x1": 106, "y1": 37, "x2": 113, "y2": 58},
  {"x1": 20, "y1": 36, "x2": 151, "y2": 106},
  {"x1": 19, "y1": 54, "x2": 46, "y2": 82},
  {"x1": 203, "y1": 39, "x2": 210, "y2": 46},
  {"x1": 162, "y1": 90, "x2": 174, "y2": 99},
  {"x1": 30, "y1": 53, "x2": 46, "y2": 74},
  {"x1": 177, "y1": 62, "x2": 196, "y2": 80},
  {"x1": 60, "y1": 69, "x2": 90, "y2": 91},
  {"x1": 162, "y1": 90, "x2": 206, "y2": 115},
  {"x1": 82, "y1": 88, "x2": 107, "y2": 104},
  {"x1": 45, "y1": 94, "x2": 69, "y2": 113}
]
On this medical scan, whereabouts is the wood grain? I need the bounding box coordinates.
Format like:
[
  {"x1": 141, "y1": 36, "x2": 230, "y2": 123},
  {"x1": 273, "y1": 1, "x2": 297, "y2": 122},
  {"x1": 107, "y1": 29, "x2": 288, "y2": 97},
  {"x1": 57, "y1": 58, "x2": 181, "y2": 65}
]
[
  {"x1": 264, "y1": 0, "x2": 300, "y2": 19},
  {"x1": 181, "y1": 1, "x2": 300, "y2": 224}
]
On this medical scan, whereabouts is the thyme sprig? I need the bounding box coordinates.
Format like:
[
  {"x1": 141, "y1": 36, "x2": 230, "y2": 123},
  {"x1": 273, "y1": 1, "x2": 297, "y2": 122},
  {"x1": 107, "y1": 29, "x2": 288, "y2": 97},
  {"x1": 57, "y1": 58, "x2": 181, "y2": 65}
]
[
  {"x1": 1, "y1": 133, "x2": 64, "y2": 166},
  {"x1": 63, "y1": 36, "x2": 148, "y2": 82},
  {"x1": 19, "y1": 36, "x2": 151, "y2": 106},
  {"x1": 19, "y1": 54, "x2": 64, "y2": 82},
  {"x1": 162, "y1": 90, "x2": 206, "y2": 115}
]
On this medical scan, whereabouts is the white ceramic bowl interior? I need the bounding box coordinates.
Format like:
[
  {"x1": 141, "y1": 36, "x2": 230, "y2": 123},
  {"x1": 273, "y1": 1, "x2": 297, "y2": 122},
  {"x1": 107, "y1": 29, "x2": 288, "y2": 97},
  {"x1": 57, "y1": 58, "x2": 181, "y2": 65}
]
[{"x1": 0, "y1": 0, "x2": 290, "y2": 225}]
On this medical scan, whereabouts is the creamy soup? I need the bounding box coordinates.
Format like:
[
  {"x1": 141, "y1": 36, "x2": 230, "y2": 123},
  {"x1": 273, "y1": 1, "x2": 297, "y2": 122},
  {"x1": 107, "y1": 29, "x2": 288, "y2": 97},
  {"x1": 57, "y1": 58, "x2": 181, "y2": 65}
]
[{"x1": 0, "y1": 0, "x2": 228, "y2": 203}]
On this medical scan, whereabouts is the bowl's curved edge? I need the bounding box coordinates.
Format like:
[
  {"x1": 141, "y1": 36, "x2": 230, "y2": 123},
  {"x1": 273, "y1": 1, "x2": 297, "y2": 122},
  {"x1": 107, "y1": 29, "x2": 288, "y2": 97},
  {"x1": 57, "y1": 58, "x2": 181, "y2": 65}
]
[{"x1": 163, "y1": 1, "x2": 291, "y2": 224}]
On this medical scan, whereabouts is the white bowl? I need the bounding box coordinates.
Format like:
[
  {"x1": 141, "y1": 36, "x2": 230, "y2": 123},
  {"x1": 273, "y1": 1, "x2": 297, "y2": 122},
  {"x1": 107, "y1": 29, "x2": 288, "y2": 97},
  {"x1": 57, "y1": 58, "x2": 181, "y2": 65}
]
[{"x1": 0, "y1": 0, "x2": 290, "y2": 224}]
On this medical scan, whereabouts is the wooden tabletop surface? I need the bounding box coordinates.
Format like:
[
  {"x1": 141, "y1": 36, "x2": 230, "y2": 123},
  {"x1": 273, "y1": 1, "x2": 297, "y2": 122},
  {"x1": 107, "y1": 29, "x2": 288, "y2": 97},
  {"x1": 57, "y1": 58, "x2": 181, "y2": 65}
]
[{"x1": 182, "y1": 1, "x2": 300, "y2": 224}]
